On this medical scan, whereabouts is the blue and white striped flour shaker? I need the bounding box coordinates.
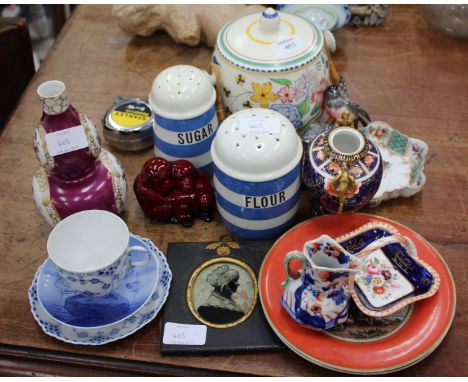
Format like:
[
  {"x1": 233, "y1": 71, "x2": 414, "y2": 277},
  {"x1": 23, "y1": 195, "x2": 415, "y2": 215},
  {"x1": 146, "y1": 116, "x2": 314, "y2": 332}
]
[
  {"x1": 149, "y1": 65, "x2": 218, "y2": 174},
  {"x1": 211, "y1": 108, "x2": 303, "y2": 240}
]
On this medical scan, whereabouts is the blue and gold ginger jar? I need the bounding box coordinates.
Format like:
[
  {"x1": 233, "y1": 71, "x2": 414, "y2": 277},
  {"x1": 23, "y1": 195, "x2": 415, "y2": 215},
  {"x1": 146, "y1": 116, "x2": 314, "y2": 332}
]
[{"x1": 303, "y1": 125, "x2": 383, "y2": 213}]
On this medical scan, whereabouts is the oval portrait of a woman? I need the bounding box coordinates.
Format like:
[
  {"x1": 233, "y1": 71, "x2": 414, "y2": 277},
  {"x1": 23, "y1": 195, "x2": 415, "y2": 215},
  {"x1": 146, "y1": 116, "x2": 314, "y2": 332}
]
[{"x1": 187, "y1": 258, "x2": 258, "y2": 328}]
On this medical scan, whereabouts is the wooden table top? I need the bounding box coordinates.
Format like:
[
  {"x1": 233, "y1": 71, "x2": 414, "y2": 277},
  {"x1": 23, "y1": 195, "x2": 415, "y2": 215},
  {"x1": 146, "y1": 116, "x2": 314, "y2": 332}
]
[{"x1": 0, "y1": 4, "x2": 466, "y2": 377}]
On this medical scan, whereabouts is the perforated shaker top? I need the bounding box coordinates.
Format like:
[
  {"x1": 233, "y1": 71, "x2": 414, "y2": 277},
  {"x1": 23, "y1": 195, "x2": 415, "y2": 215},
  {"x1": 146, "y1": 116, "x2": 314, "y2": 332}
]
[
  {"x1": 211, "y1": 108, "x2": 303, "y2": 182},
  {"x1": 149, "y1": 65, "x2": 216, "y2": 120}
]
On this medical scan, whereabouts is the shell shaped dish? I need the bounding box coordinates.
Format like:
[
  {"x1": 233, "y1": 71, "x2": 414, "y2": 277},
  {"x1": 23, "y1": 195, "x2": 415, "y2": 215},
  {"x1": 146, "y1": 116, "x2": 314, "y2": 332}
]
[{"x1": 361, "y1": 121, "x2": 429, "y2": 207}]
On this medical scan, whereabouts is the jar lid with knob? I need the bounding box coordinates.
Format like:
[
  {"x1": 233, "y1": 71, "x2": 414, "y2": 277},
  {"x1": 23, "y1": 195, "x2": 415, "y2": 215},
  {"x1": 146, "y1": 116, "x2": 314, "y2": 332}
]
[{"x1": 216, "y1": 7, "x2": 324, "y2": 72}]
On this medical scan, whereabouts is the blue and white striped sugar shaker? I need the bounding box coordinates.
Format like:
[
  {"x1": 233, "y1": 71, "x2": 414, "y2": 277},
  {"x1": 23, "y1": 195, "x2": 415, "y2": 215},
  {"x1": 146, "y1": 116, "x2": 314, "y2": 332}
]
[
  {"x1": 211, "y1": 108, "x2": 303, "y2": 240},
  {"x1": 149, "y1": 65, "x2": 218, "y2": 175}
]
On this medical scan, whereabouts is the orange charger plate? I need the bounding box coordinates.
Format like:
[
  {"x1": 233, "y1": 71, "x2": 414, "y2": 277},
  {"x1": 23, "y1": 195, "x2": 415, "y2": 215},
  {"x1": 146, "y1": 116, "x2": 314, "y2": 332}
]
[{"x1": 259, "y1": 213, "x2": 456, "y2": 374}]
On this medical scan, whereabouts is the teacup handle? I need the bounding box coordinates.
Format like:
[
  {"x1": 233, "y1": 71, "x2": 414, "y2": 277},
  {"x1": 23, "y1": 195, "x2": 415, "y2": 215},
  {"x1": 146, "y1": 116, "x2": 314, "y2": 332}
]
[
  {"x1": 355, "y1": 235, "x2": 415, "y2": 259},
  {"x1": 127, "y1": 245, "x2": 151, "y2": 267},
  {"x1": 282, "y1": 251, "x2": 306, "y2": 287}
]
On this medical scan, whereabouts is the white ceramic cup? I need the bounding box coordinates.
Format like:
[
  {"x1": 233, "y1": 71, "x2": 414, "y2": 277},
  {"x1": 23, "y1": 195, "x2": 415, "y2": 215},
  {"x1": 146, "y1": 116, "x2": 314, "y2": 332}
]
[{"x1": 47, "y1": 210, "x2": 150, "y2": 296}]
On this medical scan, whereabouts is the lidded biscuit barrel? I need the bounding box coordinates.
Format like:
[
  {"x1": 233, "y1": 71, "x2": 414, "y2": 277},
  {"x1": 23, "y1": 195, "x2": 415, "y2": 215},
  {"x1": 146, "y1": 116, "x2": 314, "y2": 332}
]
[
  {"x1": 149, "y1": 65, "x2": 218, "y2": 174},
  {"x1": 211, "y1": 108, "x2": 303, "y2": 239}
]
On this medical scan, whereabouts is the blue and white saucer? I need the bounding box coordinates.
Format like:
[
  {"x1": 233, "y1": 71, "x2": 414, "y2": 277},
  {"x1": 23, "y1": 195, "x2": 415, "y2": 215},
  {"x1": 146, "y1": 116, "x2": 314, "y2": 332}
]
[{"x1": 29, "y1": 234, "x2": 172, "y2": 345}]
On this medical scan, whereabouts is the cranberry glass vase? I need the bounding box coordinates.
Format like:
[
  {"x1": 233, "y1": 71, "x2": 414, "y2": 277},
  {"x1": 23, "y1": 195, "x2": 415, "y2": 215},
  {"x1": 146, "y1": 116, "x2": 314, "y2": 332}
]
[{"x1": 32, "y1": 80, "x2": 127, "y2": 225}]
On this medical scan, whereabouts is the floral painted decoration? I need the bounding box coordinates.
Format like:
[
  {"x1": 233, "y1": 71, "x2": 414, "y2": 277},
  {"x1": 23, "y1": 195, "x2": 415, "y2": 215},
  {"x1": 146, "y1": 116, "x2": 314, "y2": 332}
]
[
  {"x1": 306, "y1": 241, "x2": 351, "y2": 265},
  {"x1": 250, "y1": 82, "x2": 278, "y2": 108},
  {"x1": 242, "y1": 100, "x2": 252, "y2": 109},
  {"x1": 269, "y1": 104, "x2": 302, "y2": 130},
  {"x1": 223, "y1": 87, "x2": 231, "y2": 97},
  {"x1": 205, "y1": 235, "x2": 240, "y2": 256},
  {"x1": 355, "y1": 250, "x2": 414, "y2": 308},
  {"x1": 277, "y1": 85, "x2": 297, "y2": 103},
  {"x1": 215, "y1": 48, "x2": 331, "y2": 130},
  {"x1": 235, "y1": 74, "x2": 246, "y2": 86}
]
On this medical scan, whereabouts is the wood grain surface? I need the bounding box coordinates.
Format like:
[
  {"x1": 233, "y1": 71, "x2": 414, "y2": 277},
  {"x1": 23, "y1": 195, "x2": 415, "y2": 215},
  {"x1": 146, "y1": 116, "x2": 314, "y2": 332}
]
[{"x1": 0, "y1": 4, "x2": 466, "y2": 377}]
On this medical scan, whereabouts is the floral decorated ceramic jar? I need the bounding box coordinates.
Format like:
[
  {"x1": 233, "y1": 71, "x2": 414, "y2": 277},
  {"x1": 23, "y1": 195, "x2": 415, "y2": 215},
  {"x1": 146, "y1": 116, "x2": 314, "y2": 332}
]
[
  {"x1": 303, "y1": 125, "x2": 383, "y2": 214},
  {"x1": 212, "y1": 8, "x2": 331, "y2": 131},
  {"x1": 211, "y1": 108, "x2": 303, "y2": 239}
]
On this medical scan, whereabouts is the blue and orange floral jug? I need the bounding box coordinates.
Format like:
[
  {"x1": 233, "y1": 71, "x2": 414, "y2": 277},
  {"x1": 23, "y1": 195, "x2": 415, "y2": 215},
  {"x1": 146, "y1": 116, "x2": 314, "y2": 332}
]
[{"x1": 282, "y1": 235, "x2": 361, "y2": 330}]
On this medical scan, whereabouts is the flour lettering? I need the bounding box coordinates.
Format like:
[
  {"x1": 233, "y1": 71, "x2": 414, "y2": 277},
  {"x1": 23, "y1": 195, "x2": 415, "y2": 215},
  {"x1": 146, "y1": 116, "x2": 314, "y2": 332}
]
[{"x1": 245, "y1": 191, "x2": 286, "y2": 208}]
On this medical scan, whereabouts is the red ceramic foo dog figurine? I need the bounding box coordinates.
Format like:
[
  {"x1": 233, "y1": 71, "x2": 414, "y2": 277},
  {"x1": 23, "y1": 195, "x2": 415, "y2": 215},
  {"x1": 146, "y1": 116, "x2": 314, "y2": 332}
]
[{"x1": 134, "y1": 157, "x2": 215, "y2": 227}]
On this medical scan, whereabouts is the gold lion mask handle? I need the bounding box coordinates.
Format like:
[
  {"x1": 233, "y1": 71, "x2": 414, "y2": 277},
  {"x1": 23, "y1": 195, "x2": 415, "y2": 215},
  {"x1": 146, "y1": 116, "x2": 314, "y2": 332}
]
[{"x1": 332, "y1": 166, "x2": 355, "y2": 214}]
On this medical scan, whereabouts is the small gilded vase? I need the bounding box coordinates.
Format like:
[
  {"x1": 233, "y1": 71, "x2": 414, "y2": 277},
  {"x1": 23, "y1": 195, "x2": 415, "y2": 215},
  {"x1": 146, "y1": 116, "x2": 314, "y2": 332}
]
[
  {"x1": 32, "y1": 80, "x2": 127, "y2": 225},
  {"x1": 302, "y1": 123, "x2": 383, "y2": 213}
]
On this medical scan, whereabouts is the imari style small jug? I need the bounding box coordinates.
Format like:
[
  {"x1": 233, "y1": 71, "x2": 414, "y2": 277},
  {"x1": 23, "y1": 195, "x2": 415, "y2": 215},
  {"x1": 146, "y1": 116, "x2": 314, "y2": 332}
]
[
  {"x1": 32, "y1": 80, "x2": 127, "y2": 225},
  {"x1": 282, "y1": 235, "x2": 361, "y2": 330}
]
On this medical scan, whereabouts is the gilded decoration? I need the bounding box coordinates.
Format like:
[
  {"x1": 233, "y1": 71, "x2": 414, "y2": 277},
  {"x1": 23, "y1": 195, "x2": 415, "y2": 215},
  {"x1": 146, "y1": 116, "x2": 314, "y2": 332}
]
[
  {"x1": 80, "y1": 113, "x2": 101, "y2": 158},
  {"x1": 99, "y1": 151, "x2": 125, "y2": 213},
  {"x1": 34, "y1": 123, "x2": 55, "y2": 171},
  {"x1": 187, "y1": 257, "x2": 258, "y2": 329},
  {"x1": 34, "y1": 167, "x2": 61, "y2": 225},
  {"x1": 39, "y1": 89, "x2": 70, "y2": 115}
]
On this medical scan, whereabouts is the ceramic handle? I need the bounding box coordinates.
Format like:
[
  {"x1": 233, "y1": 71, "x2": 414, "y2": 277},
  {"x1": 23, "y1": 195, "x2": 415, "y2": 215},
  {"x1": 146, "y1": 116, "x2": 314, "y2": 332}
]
[
  {"x1": 356, "y1": 235, "x2": 415, "y2": 259},
  {"x1": 127, "y1": 245, "x2": 151, "y2": 267},
  {"x1": 324, "y1": 30, "x2": 336, "y2": 53},
  {"x1": 203, "y1": 69, "x2": 216, "y2": 86},
  {"x1": 282, "y1": 250, "x2": 305, "y2": 287},
  {"x1": 207, "y1": 62, "x2": 226, "y2": 122}
]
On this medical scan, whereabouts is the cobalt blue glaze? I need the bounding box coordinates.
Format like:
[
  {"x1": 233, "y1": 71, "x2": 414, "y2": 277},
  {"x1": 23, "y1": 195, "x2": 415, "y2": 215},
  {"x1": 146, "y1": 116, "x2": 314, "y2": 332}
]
[
  {"x1": 215, "y1": 188, "x2": 300, "y2": 221},
  {"x1": 214, "y1": 164, "x2": 299, "y2": 196},
  {"x1": 153, "y1": 105, "x2": 218, "y2": 174},
  {"x1": 155, "y1": 106, "x2": 216, "y2": 132},
  {"x1": 154, "y1": 132, "x2": 215, "y2": 157},
  {"x1": 214, "y1": 163, "x2": 301, "y2": 240},
  {"x1": 219, "y1": 213, "x2": 297, "y2": 240}
]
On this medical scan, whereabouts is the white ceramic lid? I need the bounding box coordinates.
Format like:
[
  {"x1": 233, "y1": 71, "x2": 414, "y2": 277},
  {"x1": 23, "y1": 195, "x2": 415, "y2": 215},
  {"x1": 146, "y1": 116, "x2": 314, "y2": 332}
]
[
  {"x1": 148, "y1": 65, "x2": 216, "y2": 120},
  {"x1": 211, "y1": 108, "x2": 303, "y2": 182},
  {"x1": 216, "y1": 7, "x2": 324, "y2": 72}
]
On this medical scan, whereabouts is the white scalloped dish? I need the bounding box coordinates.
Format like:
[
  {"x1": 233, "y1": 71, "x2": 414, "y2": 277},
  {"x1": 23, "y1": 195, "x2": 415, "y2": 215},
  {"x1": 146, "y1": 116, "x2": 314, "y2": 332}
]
[{"x1": 361, "y1": 121, "x2": 428, "y2": 207}]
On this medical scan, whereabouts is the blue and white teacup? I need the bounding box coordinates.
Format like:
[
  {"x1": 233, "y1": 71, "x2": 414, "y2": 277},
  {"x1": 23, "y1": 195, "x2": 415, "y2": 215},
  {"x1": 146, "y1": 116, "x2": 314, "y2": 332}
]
[{"x1": 47, "y1": 210, "x2": 151, "y2": 296}]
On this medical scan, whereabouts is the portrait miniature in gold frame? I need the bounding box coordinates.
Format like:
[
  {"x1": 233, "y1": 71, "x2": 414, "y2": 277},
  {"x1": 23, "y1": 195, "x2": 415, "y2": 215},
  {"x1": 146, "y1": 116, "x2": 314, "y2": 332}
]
[{"x1": 187, "y1": 257, "x2": 258, "y2": 329}]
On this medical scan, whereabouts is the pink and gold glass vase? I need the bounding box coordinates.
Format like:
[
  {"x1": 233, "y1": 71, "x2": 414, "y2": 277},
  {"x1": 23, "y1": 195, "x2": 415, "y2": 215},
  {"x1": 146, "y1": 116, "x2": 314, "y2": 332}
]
[{"x1": 32, "y1": 80, "x2": 127, "y2": 225}]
